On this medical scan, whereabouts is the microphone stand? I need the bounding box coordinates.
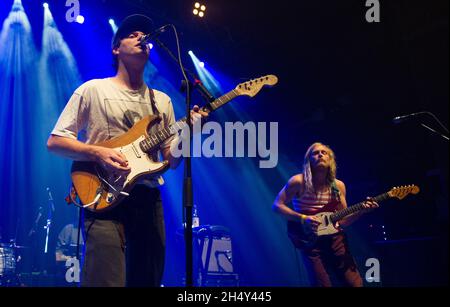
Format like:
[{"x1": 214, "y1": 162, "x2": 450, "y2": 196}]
[
  {"x1": 44, "y1": 188, "x2": 55, "y2": 254},
  {"x1": 395, "y1": 111, "x2": 449, "y2": 141},
  {"x1": 420, "y1": 123, "x2": 449, "y2": 141},
  {"x1": 419, "y1": 112, "x2": 449, "y2": 141},
  {"x1": 154, "y1": 38, "x2": 216, "y2": 102},
  {"x1": 153, "y1": 28, "x2": 215, "y2": 287},
  {"x1": 28, "y1": 207, "x2": 43, "y2": 238}
]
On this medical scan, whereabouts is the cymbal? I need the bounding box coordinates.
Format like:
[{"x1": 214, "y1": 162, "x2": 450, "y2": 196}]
[
  {"x1": 0, "y1": 243, "x2": 29, "y2": 249},
  {"x1": 14, "y1": 245, "x2": 30, "y2": 249}
]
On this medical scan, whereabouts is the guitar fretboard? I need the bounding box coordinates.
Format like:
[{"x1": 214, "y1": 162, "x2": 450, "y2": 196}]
[
  {"x1": 139, "y1": 89, "x2": 239, "y2": 153},
  {"x1": 330, "y1": 192, "x2": 390, "y2": 224}
]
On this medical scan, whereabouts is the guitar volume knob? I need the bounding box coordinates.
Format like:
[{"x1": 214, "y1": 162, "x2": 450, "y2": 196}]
[{"x1": 106, "y1": 193, "x2": 115, "y2": 204}]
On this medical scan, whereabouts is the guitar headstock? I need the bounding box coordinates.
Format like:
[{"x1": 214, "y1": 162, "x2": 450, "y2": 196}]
[
  {"x1": 388, "y1": 185, "x2": 420, "y2": 200},
  {"x1": 234, "y1": 75, "x2": 278, "y2": 97}
]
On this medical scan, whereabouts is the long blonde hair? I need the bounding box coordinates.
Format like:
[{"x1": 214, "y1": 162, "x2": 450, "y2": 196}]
[{"x1": 302, "y1": 142, "x2": 337, "y2": 193}]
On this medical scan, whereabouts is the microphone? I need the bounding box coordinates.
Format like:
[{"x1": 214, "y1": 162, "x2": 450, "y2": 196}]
[
  {"x1": 140, "y1": 25, "x2": 170, "y2": 46},
  {"x1": 47, "y1": 187, "x2": 55, "y2": 212},
  {"x1": 392, "y1": 112, "x2": 426, "y2": 124},
  {"x1": 34, "y1": 207, "x2": 43, "y2": 225},
  {"x1": 46, "y1": 187, "x2": 53, "y2": 201}
]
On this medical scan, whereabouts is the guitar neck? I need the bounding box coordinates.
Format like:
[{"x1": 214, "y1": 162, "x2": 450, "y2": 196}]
[
  {"x1": 205, "y1": 89, "x2": 239, "y2": 112},
  {"x1": 330, "y1": 192, "x2": 390, "y2": 224},
  {"x1": 139, "y1": 89, "x2": 239, "y2": 152}
]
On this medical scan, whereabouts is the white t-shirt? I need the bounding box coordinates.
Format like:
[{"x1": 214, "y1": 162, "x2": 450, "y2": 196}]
[{"x1": 51, "y1": 78, "x2": 176, "y2": 187}]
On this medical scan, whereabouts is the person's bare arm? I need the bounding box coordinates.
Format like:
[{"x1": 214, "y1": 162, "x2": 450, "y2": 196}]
[
  {"x1": 273, "y1": 175, "x2": 321, "y2": 232},
  {"x1": 272, "y1": 175, "x2": 306, "y2": 221},
  {"x1": 337, "y1": 180, "x2": 378, "y2": 228},
  {"x1": 47, "y1": 135, "x2": 130, "y2": 173}
]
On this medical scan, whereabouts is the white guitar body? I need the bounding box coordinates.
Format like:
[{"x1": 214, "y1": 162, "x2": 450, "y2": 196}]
[
  {"x1": 312, "y1": 212, "x2": 340, "y2": 236},
  {"x1": 287, "y1": 185, "x2": 420, "y2": 249},
  {"x1": 100, "y1": 136, "x2": 167, "y2": 205}
]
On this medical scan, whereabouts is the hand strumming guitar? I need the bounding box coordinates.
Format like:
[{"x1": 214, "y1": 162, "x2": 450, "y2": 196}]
[{"x1": 301, "y1": 215, "x2": 321, "y2": 234}]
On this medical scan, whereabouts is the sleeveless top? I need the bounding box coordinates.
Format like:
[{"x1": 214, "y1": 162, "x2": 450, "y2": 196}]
[{"x1": 292, "y1": 181, "x2": 341, "y2": 215}]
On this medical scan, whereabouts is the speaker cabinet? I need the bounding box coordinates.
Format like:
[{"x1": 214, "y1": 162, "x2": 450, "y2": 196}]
[{"x1": 195, "y1": 225, "x2": 239, "y2": 286}]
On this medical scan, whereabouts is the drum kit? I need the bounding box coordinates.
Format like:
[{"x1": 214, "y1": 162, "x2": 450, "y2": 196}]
[
  {"x1": 1, "y1": 188, "x2": 81, "y2": 287},
  {"x1": 0, "y1": 242, "x2": 29, "y2": 286},
  {"x1": 1, "y1": 238, "x2": 83, "y2": 287}
]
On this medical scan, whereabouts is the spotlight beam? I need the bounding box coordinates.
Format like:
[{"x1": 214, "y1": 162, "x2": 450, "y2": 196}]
[{"x1": 188, "y1": 51, "x2": 222, "y2": 99}]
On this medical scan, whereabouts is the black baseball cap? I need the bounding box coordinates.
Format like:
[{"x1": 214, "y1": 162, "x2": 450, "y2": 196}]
[{"x1": 111, "y1": 14, "x2": 154, "y2": 49}]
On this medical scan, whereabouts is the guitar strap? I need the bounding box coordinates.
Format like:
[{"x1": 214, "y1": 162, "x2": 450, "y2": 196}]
[
  {"x1": 147, "y1": 88, "x2": 162, "y2": 162},
  {"x1": 331, "y1": 180, "x2": 341, "y2": 202},
  {"x1": 149, "y1": 88, "x2": 160, "y2": 116}
]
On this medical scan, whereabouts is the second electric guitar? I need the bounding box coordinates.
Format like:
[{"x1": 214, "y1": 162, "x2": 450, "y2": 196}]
[{"x1": 287, "y1": 185, "x2": 420, "y2": 249}]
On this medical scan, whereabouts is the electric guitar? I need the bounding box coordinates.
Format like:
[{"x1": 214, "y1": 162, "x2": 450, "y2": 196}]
[
  {"x1": 287, "y1": 185, "x2": 420, "y2": 249},
  {"x1": 70, "y1": 75, "x2": 278, "y2": 212}
]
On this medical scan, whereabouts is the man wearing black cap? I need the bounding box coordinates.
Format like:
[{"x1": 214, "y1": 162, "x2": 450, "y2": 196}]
[{"x1": 47, "y1": 14, "x2": 208, "y2": 286}]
